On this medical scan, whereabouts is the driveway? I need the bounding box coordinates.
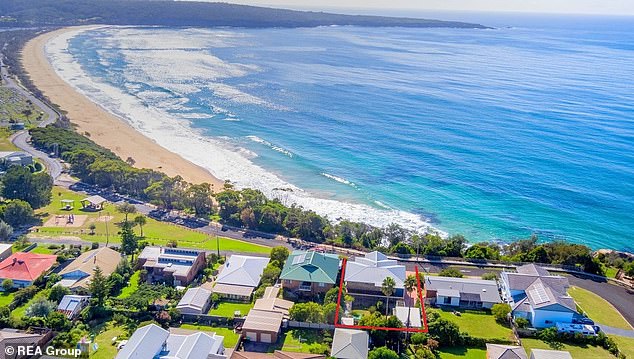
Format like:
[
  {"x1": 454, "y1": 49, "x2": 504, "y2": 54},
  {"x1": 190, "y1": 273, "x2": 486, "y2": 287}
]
[{"x1": 567, "y1": 274, "x2": 634, "y2": 328}]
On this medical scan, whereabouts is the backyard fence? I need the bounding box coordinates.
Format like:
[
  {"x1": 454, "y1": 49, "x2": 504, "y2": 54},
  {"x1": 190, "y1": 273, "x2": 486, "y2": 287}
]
[{"x1": 286, "y1": 321, "x2": 335, "y2": 330}]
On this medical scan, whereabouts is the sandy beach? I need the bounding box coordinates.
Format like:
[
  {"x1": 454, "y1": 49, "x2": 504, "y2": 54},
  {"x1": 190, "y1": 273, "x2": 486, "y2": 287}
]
[{"x1": 21, "y1": 27, "x2": 223, "y2": 187}]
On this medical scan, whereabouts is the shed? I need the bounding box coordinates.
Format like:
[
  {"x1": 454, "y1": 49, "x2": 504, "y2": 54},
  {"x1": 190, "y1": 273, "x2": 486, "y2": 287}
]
[
  {"x1": 80, "y1": 195, "x2": 107, "y2": 210},
  {"x1": 241, "y1": 309, "x2": 284, "y2": 343}
]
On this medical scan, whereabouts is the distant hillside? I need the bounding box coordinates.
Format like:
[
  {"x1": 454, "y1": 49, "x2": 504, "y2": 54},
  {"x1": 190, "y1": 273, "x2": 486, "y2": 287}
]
[{"x1": 0, "y1": 0, "x2": 488, "y2": 29}]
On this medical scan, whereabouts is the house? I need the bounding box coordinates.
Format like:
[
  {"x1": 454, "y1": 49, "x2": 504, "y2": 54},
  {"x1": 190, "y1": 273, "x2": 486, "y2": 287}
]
[
  {"x1": 0, "y1": 151, "x2": 33, "y2": 167},
  {"x1": 57, "y1": 295, "x2": 90, "y2": 319},
  {"x1": 116, "y1": 324, "x2": 226, "y2": 359},
  {"x1": 232, "y1": 351, "x2": 325, "y2": 359},
  {"x1": 0, "y1": 328, "x2": 53, "y2": 359},
  {"x1": 425, "y1": 276, "x2": 501, "y2": 309},
  {"x1": 241, "y1": 309, "x2": 284, "y2": 344},
  {"x1": 0, "y1": 244, "x2": 12, "y2": 262},
  {"x1": 500, "y1": 264, "x2": 576, "y2": 328},
  {"x1": 344, "y1": 251, "x2": 405, "y2": 298},
  {"x1": 0, "y1": 252, "x2": 57, "y2": 289},
  {"x1": 176, "y1": 287, "x2": 212, "y2": 315},
  {"x1": 58, "y1": 247, "x2": 122, "y2": 292},
  {"x1": 529, "y1": 349, "x2": 572, "y2": 359},
  {"x1": 280, "y1": 251, "x2": 340, "y2": 295},
  {"x1": 213, "y1": 255, "x2": 270, "y2": 301},
  {"x1": 241, "y1": 287, "x2": 293, "y2": 344},
  {"x1": 486, "y1": 344, "x2": 528, "y2": 359},
  {"x1": 138, "y1": 247, "x2": 206, "y2": 286},
  {"x1": 330, "y1": 328, "x2": 369, "y2": 359},
  {"x1": 393, "y1": 306, "x2": 422, "y2": 328}
]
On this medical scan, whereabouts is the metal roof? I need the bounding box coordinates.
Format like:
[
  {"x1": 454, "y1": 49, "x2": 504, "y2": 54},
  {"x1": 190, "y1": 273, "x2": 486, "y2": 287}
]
[
  {"x1": 280, "y1": 251, "x2": 339, "y2": 284},
  {"x1": 216, "y1": 255, "x2": 270, "y2": 288},
  {"x1": 331, "y1": 329, "x2": 369, "y2": 359}
]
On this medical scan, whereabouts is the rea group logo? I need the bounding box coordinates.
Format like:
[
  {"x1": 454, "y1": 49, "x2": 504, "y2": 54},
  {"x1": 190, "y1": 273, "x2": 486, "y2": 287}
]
[{"x1": 3, "y1": 344, "x2": 82, "y2": 358}]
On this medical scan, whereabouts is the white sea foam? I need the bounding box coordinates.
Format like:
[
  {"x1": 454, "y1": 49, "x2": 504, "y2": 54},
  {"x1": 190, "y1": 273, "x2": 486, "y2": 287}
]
[
  {"x1": 247, "y1": 135, "x2": 294, "y2": 158},
  {"x1": 45, "y1": 26, "x2": 443, "y2": 235},
  {"x1": 321, "y1": 173, "x2": 357, "y2": 188}
]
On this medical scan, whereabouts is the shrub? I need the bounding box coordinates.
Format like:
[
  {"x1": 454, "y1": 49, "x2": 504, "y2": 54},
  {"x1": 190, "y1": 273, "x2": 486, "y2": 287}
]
[
  {"x1": 491, "y1": 303, "x2": 511, "y2": 322},
  {"x1": 515, "y1": 317, "x2": 530, "y2": 329},
  {"x1": 438, "y1": 268, "x2": 463, "y2": 278}
]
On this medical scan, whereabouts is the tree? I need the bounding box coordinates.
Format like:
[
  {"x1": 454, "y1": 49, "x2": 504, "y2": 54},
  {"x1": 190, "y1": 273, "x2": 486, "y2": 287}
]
[
  {"x1": 25, "y1": 297, "x2": 56, "y2": 317},
  {"x1": 88, "y1": 223, "x2": 96, "y2": 235},
  {"x1": 381, "y1": 276, "x2": 396, "y2": 316},
  {"x1": 289, "y1": 302, "x2": 324, "y2": 323},
  {"x1": 368, "y1": 347, "x2": 399, "y2": 359},
  {"x1": 0, "y1": 221, "x2": 13, "y2": 241},
  {"x1": 404, "y1": 274, "x2": 417, "y2": 293},
  {"x1": 2, "y1": 200, "x2": 35, "y2": 227},
  {"x1": 270, "y1": 246, "x2": 290, "y2": 268},
  {"x1": 1, "y1": 166, "x2": 53, "y2": 209},
  {"x1": 133, "y1": 215, "x2": 147, "y2": 237},
  {"x1": 515, "y1": 317, "x2": 530, "y2": 329},
  {"x1": 120, "y1": 221, "x2": 138, "y2": 255},
  {"x1": 117, "y1": 202, "x2": 137, "y2": 222},
  {"x1": 492, "y1": 303, "x2": 511, "y2": 322},
  {"x1": 2, "y1": 279, "x2": 13, "y2": 291},
  {"x1": 184, "y1": 183, "x2": 214, "y2": 217},
  {"x1": 260, "y1": 264, "x2": 281, "y2": 286},
  {"x1": 89, "y1": 267, "x2": 110, "y2": 307},
  {"x1": 428, "y1": 318, "x2": 462, "y2": 346},
  {"x1": 47, "y1": 311, "x2": 70, "y2": 331},
  {"x1": 48, "y1": 285, "x2": 70, "y2": 303},
  {"x1": 438, "y1": 268, "x2": 463, "y2": 278}
]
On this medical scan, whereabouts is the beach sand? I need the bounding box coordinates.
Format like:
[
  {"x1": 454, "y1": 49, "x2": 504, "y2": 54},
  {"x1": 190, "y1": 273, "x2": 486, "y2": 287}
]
[{"x1": 21, "y1": 27, "x2": 223, "y2": 187}]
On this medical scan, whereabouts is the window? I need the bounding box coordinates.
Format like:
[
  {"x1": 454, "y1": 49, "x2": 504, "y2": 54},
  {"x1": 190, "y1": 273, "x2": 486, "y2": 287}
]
[
  {"x1": 443, "y1": 297, "x2": 452, "y2": 305},
  {"x1": 319, "y1": 282, "x2": 325, "y2": 287}
]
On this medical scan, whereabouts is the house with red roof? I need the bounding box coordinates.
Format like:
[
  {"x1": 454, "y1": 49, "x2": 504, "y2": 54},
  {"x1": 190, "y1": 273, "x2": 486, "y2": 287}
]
[{"x1": 0, "y1": 252, "x2": 57, "y2": 289}]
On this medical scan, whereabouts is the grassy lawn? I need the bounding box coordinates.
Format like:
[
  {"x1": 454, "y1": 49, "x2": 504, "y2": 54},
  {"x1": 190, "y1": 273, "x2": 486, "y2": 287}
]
[
  {"x1": 179, "y1": 324, "x2": 240, "y2": 348},
  {"x1": 0, "y1": 292, "x2": 14, "y2": 307},
  {"x1": 33, "y1": 187, "x2": 271, "y2": 255},
  {"x1": 91, "y1": 323, "x2": 126, "y2": 359},
  {"x1": 568, "y1": 286, "x2": 632, "y2": 330},
  {"x1": 434, "y1": 308, "x2": 515, "y2": 341},
  {"x1": 11, "y1": 288, "x2": 49, "y2": 319},
  {"x1": 117, "y1": 270, "x2": 140, "y2": 299},
  {"x1": 280, "y1": 329, "x2": 326, "y2": 354},
  {"x1": 0, "y1": 127, "x2": 18, "y2": 151},
  {"x1": 27, "y1": 245, "x2": 56, "y2": 254},
  {"x1": 612, "y1": 335, "x2": 634, "y2": 359},
  {"x1": 208, "y1": 301, "x2": 254, "y2": 317},
  {"x1": 521, "y1": 338, "x2": 614, "y2": 358},
  {"x1": 0, "y1": 87, "x2": 41, "y2": 125},
  {"x1": 437, "y1": 347, "x2": 487, "y2": 359},
  {"x1": 604, "y1": 266, "x2": 619, "y2": 279}
]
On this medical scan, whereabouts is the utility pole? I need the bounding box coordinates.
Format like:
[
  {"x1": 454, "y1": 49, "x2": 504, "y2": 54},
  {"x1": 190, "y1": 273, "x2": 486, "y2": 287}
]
[{"x1": 105, "y1": 211, "x2": 110, "y2": 247}]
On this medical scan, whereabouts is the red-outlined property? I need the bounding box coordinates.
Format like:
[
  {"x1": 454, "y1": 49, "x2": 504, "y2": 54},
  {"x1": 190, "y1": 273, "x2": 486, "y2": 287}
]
[{"x1": 334, "y1": 258, "x2": 429, "y2": 332}]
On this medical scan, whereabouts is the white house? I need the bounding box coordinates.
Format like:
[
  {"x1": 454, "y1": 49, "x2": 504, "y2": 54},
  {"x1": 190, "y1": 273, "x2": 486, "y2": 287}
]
[
  {"x1": 116, "y1": 324, "x2": 226, "y2": 359},
  {"x1": 344, "y1": 251, "x2": 406, "y2": 298},
  {"x1": 331, "y1": 328, "x2": 369, "y2": 359},
  {"x1": 176, "y1": 287, "x2": 212, "y2": 315},
  {"x1": 213, "y1": 255, "x2": 270, "y2": 301},
  {"x1": 424, "y1": 276, "x2": 501, "y2": 309},
  {"x1": 500, "y1": 264, "x2": 576, "y2": 328}
]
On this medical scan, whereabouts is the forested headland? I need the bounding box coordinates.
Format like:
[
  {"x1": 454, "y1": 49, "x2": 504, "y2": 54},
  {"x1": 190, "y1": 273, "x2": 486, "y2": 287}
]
[{"x1": 0, "y1": 0, "x2": 487, "y2": 29}]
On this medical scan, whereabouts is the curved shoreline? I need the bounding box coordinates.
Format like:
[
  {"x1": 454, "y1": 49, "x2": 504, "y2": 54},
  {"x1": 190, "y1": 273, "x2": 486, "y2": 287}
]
[{"x1": 21, "y1": 26, "x2": 223, "y2": 187}]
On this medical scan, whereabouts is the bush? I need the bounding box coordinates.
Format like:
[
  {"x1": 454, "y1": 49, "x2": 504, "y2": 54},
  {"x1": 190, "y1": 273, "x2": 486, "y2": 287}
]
[
  {"x1": 2, "y1": 279, "x2": 14, "y2": 292},
  {"x1": 515, "y1": 317, "x2": 530, "y2": 329},
  {"x1": 438, "y1": 268, "x2": 463, "y2": 278},
  {"x1": 491, "y1": 303, "x2": 511, "y2": 322}
]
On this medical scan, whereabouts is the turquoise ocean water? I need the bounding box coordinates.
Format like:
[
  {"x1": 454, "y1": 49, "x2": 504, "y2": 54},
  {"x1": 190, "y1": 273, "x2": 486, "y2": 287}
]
[{"x1": 57, "y1": 15, "x2": 634, "y2": 251}]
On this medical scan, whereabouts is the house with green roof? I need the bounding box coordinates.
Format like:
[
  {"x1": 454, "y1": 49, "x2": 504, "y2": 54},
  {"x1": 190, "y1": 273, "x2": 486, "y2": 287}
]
[{"x1": 280, "y1": 251, "x2": 340, "y2": 295}]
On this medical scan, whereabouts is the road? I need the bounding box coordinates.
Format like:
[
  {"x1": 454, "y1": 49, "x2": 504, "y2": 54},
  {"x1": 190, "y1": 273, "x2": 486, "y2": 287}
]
[{"x1": 1, "y1": 49, "x2": 63, "y2": 181}]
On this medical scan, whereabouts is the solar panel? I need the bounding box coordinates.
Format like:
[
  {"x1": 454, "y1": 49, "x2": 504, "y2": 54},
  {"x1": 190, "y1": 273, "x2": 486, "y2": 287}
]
[
  {"x1": 531, "y1": 283, "x2": 550, "y2": 304},
  {"x1": 293, "y1": 253, "x2": 306, "y2": 265}
]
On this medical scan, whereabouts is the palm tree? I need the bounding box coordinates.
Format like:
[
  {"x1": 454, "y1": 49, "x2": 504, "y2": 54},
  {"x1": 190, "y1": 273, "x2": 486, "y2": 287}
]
[
  {"x1": 134, "y1": 215, "x2": 147, "y2": 237},
  {"x1": 381, "y1": 276, "x2": 396, "y2": 316},
  {"x1": 404, "y1": 274, "x2": 417, "y2": 294}
]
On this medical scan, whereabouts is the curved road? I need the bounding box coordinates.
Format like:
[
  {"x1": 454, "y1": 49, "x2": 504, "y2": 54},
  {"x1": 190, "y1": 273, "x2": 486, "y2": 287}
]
[{"x1": 2, "y1": 49, "x2": 62, "y2": 181}]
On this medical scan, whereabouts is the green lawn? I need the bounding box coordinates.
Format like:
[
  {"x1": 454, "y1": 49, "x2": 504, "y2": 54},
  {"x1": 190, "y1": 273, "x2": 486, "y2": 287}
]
[
  {"x1": 208, "y1": 301, "x2": 254, "y2": 317},
  {"x1": 568, "y1": 286, "x2": 632, "y2": 330},
  {"x1": 11, "y1": 289, "x2": 49, "y2": 319},
  {"x1": 179, "y1": 324, "x2": 240, "y2": 348},
  {"x1": 0, "y1": 127, "x2": 18, "y2": 151},
  {"x1": 437, "y1": 347, "x2": 487, "y2": 359},
  {"x1": 521, "y1": 338, "x2": 614, "y2": 358},
  {"x1": 612, "y1": 335, "x2": 634, "y2": 359},
  {"x1": 604, "y1": 266, "x2": 619, "y2": 279},
  {"x1": 280, "y1": 329, "x2": 327, "y2": 354},
  {"x1": 0, "y1": 292, "x2": 14, "y2": 307},
  {"x1": 91, "y1": 323, "x2": 126, "y2": 359},
  {"x1": 117, "y1": 270, "x2": 140, "y2": 299},
  {"x1": 435, "y1": 308, "x2": 515, "y2": 341},
  {"x1": 27, "y1": 246, "x2": 56, "y2": 255},
  {"x1": 34, "y1": 187, "x2": 271, "y2": 255}
]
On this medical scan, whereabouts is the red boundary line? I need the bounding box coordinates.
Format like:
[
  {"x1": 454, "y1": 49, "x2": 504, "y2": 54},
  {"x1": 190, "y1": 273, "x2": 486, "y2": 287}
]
[{"x1": 334, "y1": 257, "x2": 428, "y2": 332}]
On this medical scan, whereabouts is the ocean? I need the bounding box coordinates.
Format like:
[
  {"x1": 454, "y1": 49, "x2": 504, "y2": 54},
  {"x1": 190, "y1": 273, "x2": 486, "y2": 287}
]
[{"x1": 45, "y1": 15, "x2": 634, "y2": 251}]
